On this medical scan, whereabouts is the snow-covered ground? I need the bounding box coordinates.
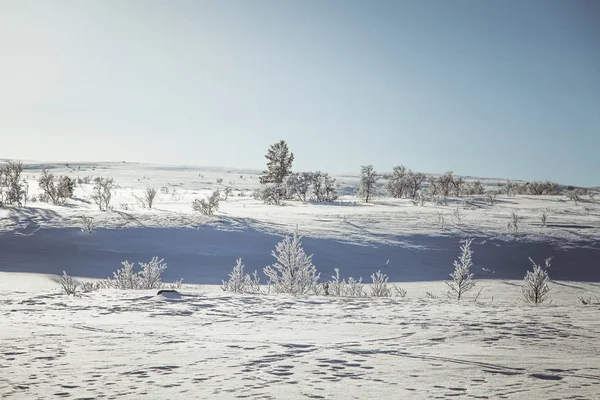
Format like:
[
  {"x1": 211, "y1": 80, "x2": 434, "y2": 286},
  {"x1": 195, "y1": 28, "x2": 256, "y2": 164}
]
[{"x1": 1, "y1": 161, "x2": 600, "y2": 399}]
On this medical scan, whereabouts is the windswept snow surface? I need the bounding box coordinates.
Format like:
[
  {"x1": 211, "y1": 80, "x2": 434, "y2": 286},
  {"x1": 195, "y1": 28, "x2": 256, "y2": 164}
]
[{"x1": 1, "y1": 161, "x2": 600, "y2": 399}]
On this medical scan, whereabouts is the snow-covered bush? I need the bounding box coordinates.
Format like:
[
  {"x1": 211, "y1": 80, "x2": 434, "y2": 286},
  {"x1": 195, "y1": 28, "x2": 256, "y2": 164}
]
[
  {"x1": 0, "y1": 161, "x2": 27, "y2": 206},
  {"x1": 452, "y1": 176, "x2": 465, "y2": 197},
  {"x1": 359, "y1": 165, "x2": 378, "y2": 203},
  {"x1": 222, "y1": 187, "x2": 232, "y2": 201},
  {"x1": 507, "y1": 211, "x2": 519, "y2": 235},
  {"x1": 325, "y1": 268, "x2": 365, "y2": 297},
  {"x1": 445, "y1": 239, "x2": 476, "y2": 300},
  {"x1": 222, "y1": 258, "x2": 261, "y2": 294},
  {"x1": 106, "y1": 257, "x2": 168, "y2": 290},
  {"x1": 312, "y1": 172, "x2": 338, "y2": 202},
  {"x1": 80, "y1": 281, "x2": 103, "y2": 293},
  {"x1": 464, "y1": 180, "x2": 485, "y2": 195},
  {"x1": 566, "y1": 188, "x2": 586, "y2": 205},
  {"x1": 286, "y1": 172, "x2": 313, "y2": 202},
  {"x1": 60, "y1": 271, "x2": 79, "y2": 295},
  {"x1": 452, "y1": 207, "x2": 465, "y2": 225},
  {"x1": 386, "y1": 166, "x2": 426, "y2": 200},
  {"x1": 540, "y1": 211, "x2": 548, "y2": 227},
  {"x1": 370, "y1": 270, "x2": 392, "y2": 297},
  {"x1": 254, "y1": 185, "x2": 285, "y2": 205},
  {"x1": 91, "y1": 177, "x2": 115, "y2": 211},
  {"x1": 80, "y1": 216, "x2": 94, "y2": 233},
  {"x1": 526, "y1": 181, "x2": 558, "y2": 195},
  {"x1": 193, "y1": 190, "x2": 221, "y2": 215},
  {"x1": 521, "y1": 257, "x2": 551, "y2": 304},
  {"x1": 38, "y1": 169, "x2": 74, "y2": 205},
  {"x1": 264, "y1": 233, "x2": 320, "y2": 295}
]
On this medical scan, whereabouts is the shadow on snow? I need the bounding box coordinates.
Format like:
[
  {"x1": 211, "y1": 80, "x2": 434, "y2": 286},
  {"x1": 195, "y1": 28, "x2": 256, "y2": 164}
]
[{"x1": 0, "y1": 226, "x2": 598, "y2": 284}]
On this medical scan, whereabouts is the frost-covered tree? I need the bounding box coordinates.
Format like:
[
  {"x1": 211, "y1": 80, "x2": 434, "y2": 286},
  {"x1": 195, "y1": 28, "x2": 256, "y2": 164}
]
[
  {"x1": 286, "y1": 172, "x2": 313, "y2": 202},
  {"x1": 193, "y1": 190, "x2": 221, "y2": 215},
  {"x1": 259, "y1": 140, "x2": 294, "y2": 186},
  {"x1": 438, "y1": 171, "x2": 455, "y2": 197},
  {"x1": 264, "y1": 233, "x2": 320, "y2": 295},
  {"x1": 387, "y1": 166, "x2": 407, "y2": 198},
  {"x1": 359, "y1": 165, "x2": 378, "y2": 203},
  {"x1": 222, "y1": 258, "x2": 261, "y2": 294},
  {"x1": 386, "y1": 166, "x2": 425, "y2": 199},
  {"x1": 452, "y1": 176, "x2": 465, "y2": 197},
  {"x1": 312, "y1": 172, "x2": 338, "y2": 202},
  {"x1": 406, "y1": 171, "x2": 426, "y2": 199},
  {"x1": 521, "y1": 257, "x2": 551, "y2": 304},
  {"x1": 445, "y1": 239, "x2": 476, "y2": 300}
]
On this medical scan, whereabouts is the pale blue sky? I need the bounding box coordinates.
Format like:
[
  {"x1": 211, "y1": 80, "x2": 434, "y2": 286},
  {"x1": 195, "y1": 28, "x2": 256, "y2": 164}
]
[{"x1": 1, "y1": 0, "x2": 598, "y2": 185}]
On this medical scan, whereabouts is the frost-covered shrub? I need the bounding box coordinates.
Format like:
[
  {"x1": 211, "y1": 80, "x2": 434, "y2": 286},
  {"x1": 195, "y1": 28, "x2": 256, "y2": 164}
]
[
  {"x1": 254, "y1": 185, "x2": 285, "y2": 205},
  {"x1": 507, "y1": 211, "x2": 519, "y2": 235},
  {"x1": 286, "y1": 172, "x2": 313, "y2": 202},
  {"x1": 222, "y1": 187, "x2": 232, "y2": 201},
  {"x1": 106, "y1": 257, "x2": 169, "y2": 290},
  {"x1": 38, "y1": 169, "x2": 75, "y2": 205},
  {"x1": 60, "y1": 271, "x2": 79, "y2": 295},
  {"x1": 452, "y1": 207, "x2": 465, "y2": 225},
  {"x1": 521, "y1": 257, "x2": 551, "y2": 304},
  {"x1": 91, "y1": 177, "x2": 115, "y2": 211},
  {"x1": 445, "y1": 239, "x2": 476, "y2": 300},
  {"x1": 192, "y1": 190, "x2": 221, "y2": 215},
  {"x1": 81, "y1": 216, "x2": 94, "y2": 233},
  {"x1": 540, "y1": 211, "x2": 548, "y2": 227},
  {"x1": 264, "y1": 233, "x2": 320, "y2": 295},
  {"x1": 566, "y1": 188, "x2": 586, "y2": 205},
  {"x1": 464, "y1": 180, "x2": 485, "y2": 196},
  {"x1": 526, "y1": 181, "x2": 558, "y2": 195},
  {"x1": 387, "y1": 166, "x2": 426, "y2": 200},
  {"x1": 0, "y1": 161, "x2": 26, "y2": 206},
  {"x1": 452, "y1": 176, "x2": 465, "y2": 197},
  {"x1": 370, "y1": 270, "x2": 392, "y2": 297},
  {"x1": 325, "y1": 268, "x2": 365, "y2": 297},
  {"x1": 80, "y1": 281, "x2": 103, "y2": 293},
  {"x1": 311, "y1": 172, "x2": 338, "y2": 202},
  {"x1": 222, "y1": 258, "x2": 261, "y2": 294}
]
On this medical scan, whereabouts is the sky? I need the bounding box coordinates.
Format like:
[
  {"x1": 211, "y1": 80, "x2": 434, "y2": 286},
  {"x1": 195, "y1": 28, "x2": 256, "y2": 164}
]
[{"x1": 0, "y1": 0, "x2": 599, "y2": 185}]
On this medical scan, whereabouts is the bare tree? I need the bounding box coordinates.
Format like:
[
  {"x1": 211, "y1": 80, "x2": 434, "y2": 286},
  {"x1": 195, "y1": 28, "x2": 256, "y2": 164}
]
[
  {"x1": 144, "y1": 187, "x2": 157, "y2": 209},
  {"x1": 359, "y1": 165, "x2": 378, "y2": 203},
  {"x1": 91, "y1": 177, "x2": 115, "y2": 211}
]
